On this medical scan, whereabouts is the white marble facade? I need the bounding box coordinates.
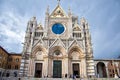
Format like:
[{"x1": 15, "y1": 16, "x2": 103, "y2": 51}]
[{"x1": 20, "y1": 3, "x2": 95, "y2": 78}]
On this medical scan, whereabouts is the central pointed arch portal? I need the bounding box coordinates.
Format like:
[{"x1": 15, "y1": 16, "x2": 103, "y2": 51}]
[{"x1": 48, "y1": 46, "x2": 66, "y2": 78}]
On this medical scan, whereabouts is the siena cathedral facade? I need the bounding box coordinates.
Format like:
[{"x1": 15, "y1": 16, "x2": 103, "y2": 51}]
[{"x1": 19, "y1": 3, "x2": 120, "y2": 78}]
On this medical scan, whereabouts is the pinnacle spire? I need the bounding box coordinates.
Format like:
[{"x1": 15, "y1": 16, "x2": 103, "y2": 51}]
[
  {"x1": 68, "y1": 6, "x2": 71, "y2": 13},
  {"x1": 57, "y1": 0, "x2": 60, "y2": 5},
  {"x1": 46, "y1": 5, "x2": 49, "y2": 13}
]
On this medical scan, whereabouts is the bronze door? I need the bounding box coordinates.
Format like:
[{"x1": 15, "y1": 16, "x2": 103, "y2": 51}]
[{"x1": 53, "y1": 60, "x2": 62, "y2": 78}]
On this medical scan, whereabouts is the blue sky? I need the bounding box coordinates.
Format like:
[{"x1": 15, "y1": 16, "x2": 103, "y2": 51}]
[{"x1": 0, "y1": 0, "x2": 120, "y2": 59}]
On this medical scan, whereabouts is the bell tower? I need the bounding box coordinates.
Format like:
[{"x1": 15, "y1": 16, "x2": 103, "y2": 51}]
[{"x1": 80, "y1": 17, "x2": 95, "y2": 77}]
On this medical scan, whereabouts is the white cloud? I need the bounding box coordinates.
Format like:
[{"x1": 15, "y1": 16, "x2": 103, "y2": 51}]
[{"x1": 0, "y1": 11, "x2": 28, "y2": 52}]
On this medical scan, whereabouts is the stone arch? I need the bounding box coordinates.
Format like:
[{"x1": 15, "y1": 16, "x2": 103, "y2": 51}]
[
  {"x1": 68, "y1": 46, "x2": 84, "y2": 60},
  {"x1": 32, "y1": 46, "x2": 47, "y2": 59},
  {"x1": 96, "y1": 62, "x2": 107, "y2": 78},
  {"x1": 49, "y1": 46, "x2": 66, "y2": 57}
]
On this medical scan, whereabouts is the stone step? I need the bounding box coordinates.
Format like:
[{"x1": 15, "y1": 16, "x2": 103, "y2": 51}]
[{"x1": 1, "y1": 77, "x2": 118, "y2": 80}]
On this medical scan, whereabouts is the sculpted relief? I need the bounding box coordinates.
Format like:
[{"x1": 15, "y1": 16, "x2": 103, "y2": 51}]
[
  {"x1": 71, "y1": 51, "x2": 80, "y2": 60},
  {"x1": 35, "y1": 51, "x2": 43, "y2": 60}
]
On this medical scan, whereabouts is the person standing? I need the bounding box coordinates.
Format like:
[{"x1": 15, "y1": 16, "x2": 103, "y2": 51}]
[{"x1": 65, "y1": 73, "x2": 67, "y2": 78}]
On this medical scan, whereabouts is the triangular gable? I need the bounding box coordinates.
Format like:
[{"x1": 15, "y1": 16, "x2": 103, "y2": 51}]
[
  {"x1": 68, "y1": 39, "x2": 83, "y2": 50},
  {"x1": 32, "y1": 38, "x2": 45, "y2": 49},
  {"x1": 49, "y1": 37, "x2": 66, "y2": 49},
  {"x1": 50, "y1": 5, "x2": 68, "y2": 18},
  {"x1": 73, "y1": 23, "x2": 81, "y2": 31}
]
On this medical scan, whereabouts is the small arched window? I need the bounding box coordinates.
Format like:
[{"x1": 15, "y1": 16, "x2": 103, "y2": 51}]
[
  {"x1": 73, "y1": 33, "x2": 81, "y2": 38},
  {"x1": 35, "y1": 32, "x2": 43, "y2": 37}
]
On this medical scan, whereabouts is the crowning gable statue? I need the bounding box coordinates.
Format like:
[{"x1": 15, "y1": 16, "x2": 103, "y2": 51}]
[{"x1": 19, "y1": 1, "x2": 95, "y2": 78}]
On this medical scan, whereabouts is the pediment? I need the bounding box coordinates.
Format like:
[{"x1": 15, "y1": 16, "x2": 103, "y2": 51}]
[
  {"x1": 68, "y1": 39, "x2": 83, "y2": 50},
  {"x1": 32, "y1": 38, "x2": 45, "y2": 49},
  {"x1": 50, "y1": 38, "x2": 66, "y2": 49},
  {"x1": 73, "y1": 24, "x2": 81, "y2": 31},
  {"x1": 69, "y1": 40, "x2": 79, "y2": 49},
  {"x1": 50, "y1": 5, "x2": 68, "y2": 18}
]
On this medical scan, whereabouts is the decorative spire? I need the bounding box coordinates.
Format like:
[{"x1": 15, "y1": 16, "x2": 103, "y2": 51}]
[
  {"x1": 68, "y1": 6, "x2": 72, "y2": 16},
  {"x1": 68, "y1": 7, "x2": 71, "y2": 13},
  {"x1": 68, "y1": 6, "x2": 71, "y2": 12},
  {"x1": 46, "y1": 5, "x2": 49, "y2": 13},
  {"x1": 57, "y1": 0, "x2": 60, "y2": 5}
]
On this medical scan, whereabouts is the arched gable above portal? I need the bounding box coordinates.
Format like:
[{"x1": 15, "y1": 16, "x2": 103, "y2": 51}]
[
  {"x1": 68, "y1": 39, "x2": 84, "y2": 51},
  {"x1": 68, "y1": 46, "x2": 85, "y2": 59},
  {"x1": 35, "y1": 51, "x2": 43, "y2": 60},
  {"x1": 49, "y1": 46, "x2": 66, "y2": 57},
  {"x1": 32, "y1": 46, "x2": 47, "y2": 58}
]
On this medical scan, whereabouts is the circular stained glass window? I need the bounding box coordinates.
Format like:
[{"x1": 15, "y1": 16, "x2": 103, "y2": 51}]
[{"x1": 52, "y1": 23, "x2": 65, "y2": 34}]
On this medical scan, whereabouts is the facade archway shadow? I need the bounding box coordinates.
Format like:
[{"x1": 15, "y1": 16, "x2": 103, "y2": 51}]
[{"x1": 97, "y1": 62, "x2": 107, "y2": 78}]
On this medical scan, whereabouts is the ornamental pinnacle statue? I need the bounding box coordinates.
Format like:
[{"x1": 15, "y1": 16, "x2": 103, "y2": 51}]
[{"x1": 19, "y1": 1, "x2": 95, "y2": 78}]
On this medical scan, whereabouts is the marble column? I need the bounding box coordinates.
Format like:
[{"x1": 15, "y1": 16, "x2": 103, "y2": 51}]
[
  {"x1": 48, "y1": 58, "x2": 52, "y2": 77},
  {"x1": 104, "y1": 62, "x2": 109, "y2": 78},
  {"x1": 28, "y1": 59, "x2": 32, "y2": 77},
  {"x1": 106, "y1": 67, "x2": 109, "y2": 78},
  {"x1": 81, "y1": 58, "x2": 87, "y2": 78},
  {"x1": 94, "y1": 64, "x2": 97, "y2": 78},
  {"x1": 68, "y1": 59, "x2": 72, "y2": 77},
  {"x1": 63, "y1": 57, "x2": 68, "y2": 77},
  {"x1": 117, "y1": 63, "x2": 120, "y2": 76},
  {"x1": 44, "y1": 57, "x2": 48, "y2": 77}
]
